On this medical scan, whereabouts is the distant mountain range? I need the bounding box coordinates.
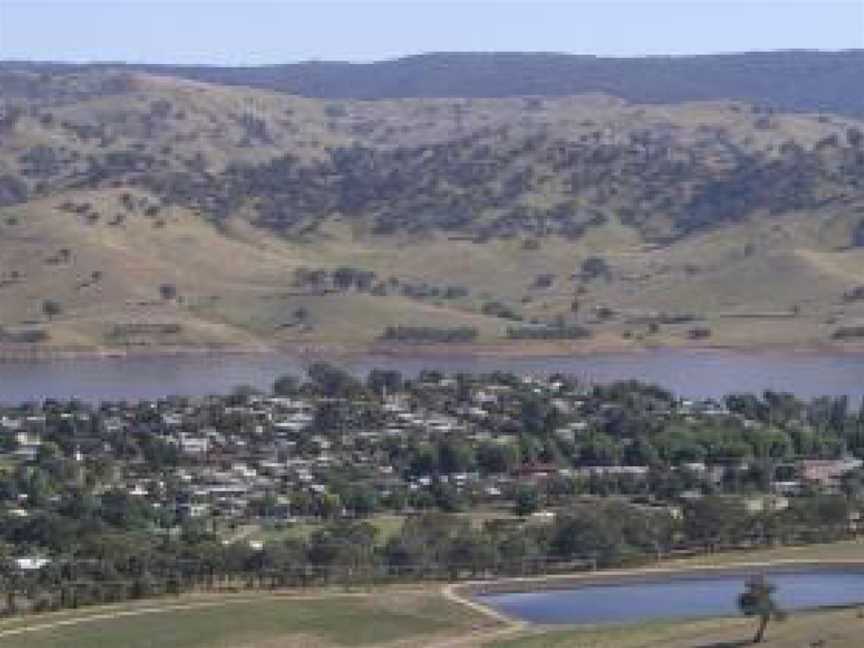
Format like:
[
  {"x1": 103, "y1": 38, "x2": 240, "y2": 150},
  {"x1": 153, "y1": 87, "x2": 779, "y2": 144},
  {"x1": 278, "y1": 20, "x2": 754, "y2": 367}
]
[{"x1": 3, "y1": 50, "x2": 863, "y2": 115}]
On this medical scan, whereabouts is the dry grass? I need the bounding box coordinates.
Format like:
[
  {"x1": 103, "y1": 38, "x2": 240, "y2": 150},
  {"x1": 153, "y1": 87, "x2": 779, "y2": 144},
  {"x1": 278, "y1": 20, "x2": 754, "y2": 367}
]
[
  {"x1": 3, "y1": 76, "x2": 864, "y2": 354},
  {"x1": 0, "y1": 590, "x2": 496, "y2": 648},
  {"x1": 4, "y1": 191, "x2": 864, "y2": 352},
  {"x1": 487, "y1": 607, "x2": 864, "y2": 648}
]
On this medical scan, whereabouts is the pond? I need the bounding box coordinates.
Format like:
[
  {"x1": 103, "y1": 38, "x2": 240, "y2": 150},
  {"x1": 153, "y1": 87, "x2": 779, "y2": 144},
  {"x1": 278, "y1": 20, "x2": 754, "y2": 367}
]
[{"x1": 475, "y1": 570, "x2": 864, "y2": 625}]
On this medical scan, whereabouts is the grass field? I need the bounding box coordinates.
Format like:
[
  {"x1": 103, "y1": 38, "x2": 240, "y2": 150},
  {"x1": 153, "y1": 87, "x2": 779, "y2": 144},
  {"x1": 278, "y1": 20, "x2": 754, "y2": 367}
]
[
  {"x1": 486, "y1": 607, "x2": 864, "y2": 648},
  {"x1": 668, "y1": 539, "x2": 864, "y2": 567},
  {"x1": 245, "y1": 515, "x2": 409, "y2": 544},
  {"x1": 235, "y1": 510, "x2": 520, "y2": 544},
  {"x1": 0, "y1": 541, "x2": 862, "y2": 647},
  {"x1": 0, "y1": 590, "x2": 496, "y2": 648}
]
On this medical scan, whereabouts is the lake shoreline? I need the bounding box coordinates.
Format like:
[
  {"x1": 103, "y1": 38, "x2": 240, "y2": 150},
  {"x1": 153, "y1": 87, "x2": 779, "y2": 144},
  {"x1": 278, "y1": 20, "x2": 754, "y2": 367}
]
[
  {"x1": 452, "y1": 559, "x2": 864, "y2": 629},
  {"x1": 5, "y1": 343, "x2": 864, "y2": 402},
  {"x1": 460, "y1": 560, "x2": 864, "y2": 598},
  {"x1": 3, "y1": 339, "x2": 864, "y2": 363}
]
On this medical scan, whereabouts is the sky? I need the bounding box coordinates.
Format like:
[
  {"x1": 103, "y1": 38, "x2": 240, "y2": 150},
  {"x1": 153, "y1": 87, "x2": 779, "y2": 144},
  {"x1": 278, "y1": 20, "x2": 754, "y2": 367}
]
[{"x1": 0, "y1": 0, "x2": 862, "y2": 65}]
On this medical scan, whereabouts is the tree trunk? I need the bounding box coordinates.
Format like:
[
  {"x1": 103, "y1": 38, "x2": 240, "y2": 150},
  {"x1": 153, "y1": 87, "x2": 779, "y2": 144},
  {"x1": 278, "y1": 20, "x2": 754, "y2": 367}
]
[{"x1": 753, "y1": 615, "x2": 769, "y2": 643}]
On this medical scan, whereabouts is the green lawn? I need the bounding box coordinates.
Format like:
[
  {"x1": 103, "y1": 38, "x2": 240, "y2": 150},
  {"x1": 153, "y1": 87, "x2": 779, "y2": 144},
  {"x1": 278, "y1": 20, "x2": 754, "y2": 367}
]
[
  {"x1": 244, "y1": 510, "x2": 519, "y2": 545},
  {"x1": 486, "y1": 607, "x2": 864, "y2": 648},
  {"x1": 250, "y1": 514, "x2": 409, "y2": 544},
  {"x1": 486, "y1": 618, "x2": 746, "y2": 648},
  {"x1": 0, "y1": 591, "x2": 494, "y2": 648},
  {"x1": 671, "y1": 539, "x2": 864, "y2": 567}
]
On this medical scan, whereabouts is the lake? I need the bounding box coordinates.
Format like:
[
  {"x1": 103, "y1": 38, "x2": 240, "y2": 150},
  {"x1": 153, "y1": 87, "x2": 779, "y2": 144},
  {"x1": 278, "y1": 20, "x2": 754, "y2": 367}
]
[
  {"x1": 2, "y1": 349, "x2": 864, "y2": 402},
  {"x1": 476, "y1": 570, "x2": 864, "y2": 625}
]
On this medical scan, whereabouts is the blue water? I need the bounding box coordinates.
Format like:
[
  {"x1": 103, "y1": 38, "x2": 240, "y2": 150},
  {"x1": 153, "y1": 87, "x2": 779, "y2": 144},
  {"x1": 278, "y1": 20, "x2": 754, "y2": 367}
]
[
  {"x1": 3, "y1": 348, "x2": 864, "y2": 402},
  {"x1": 477, "y1": 571, "x2": 864, "y2": 625}
]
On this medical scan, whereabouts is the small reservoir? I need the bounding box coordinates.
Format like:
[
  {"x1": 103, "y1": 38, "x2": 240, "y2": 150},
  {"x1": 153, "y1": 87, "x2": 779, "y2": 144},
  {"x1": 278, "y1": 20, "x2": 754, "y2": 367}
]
[{"x1": 476, "y1": 570, "x2": 864, "y2": 625}]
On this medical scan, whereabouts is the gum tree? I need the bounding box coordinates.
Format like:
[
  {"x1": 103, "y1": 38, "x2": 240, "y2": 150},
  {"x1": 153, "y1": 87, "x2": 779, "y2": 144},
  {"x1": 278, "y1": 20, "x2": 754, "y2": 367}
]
[{"x1": 738, "y1": 575, "x2": 786, "y2": 643}]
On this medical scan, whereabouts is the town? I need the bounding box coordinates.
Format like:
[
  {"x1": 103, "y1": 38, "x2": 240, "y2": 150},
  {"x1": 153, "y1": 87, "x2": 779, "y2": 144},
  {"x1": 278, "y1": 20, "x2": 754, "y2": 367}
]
[{"x1": 1, "y1": 363, "x2": 862, "y2": 610}]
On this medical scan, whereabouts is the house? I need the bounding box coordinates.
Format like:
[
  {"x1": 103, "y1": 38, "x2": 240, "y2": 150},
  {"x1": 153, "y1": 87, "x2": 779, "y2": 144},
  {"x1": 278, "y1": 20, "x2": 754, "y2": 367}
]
[
  {"x1": 14, "y1": 557, "x2": 51, "y2": 571},
  {"x1": 800, "y1": 458, "x2": 863, "y2": 488},
  {"x1": 575, "y1": 465, "x2": 649, "y2": 479},
  {"x1": 177, "y1": 434, "x2": 209, "y2": 456},
  {"x1": 743, "y1": 494, "x2": 789, "y2": 514},
  {"x1": 14, "y1": 429, "x2": 42, "y2": 448},
  {"x1": 0, "y1": 415, "x2": 22, "y2": 431},
  {"x1": 773, "y1": 480, "x2": 803, "y2": 496},
  {"x1": 516, "y1": 462, "x2": 559, "y2": 479},
  {"x1": 177, "y1": 502, "x2": 210, "y2": 518}
]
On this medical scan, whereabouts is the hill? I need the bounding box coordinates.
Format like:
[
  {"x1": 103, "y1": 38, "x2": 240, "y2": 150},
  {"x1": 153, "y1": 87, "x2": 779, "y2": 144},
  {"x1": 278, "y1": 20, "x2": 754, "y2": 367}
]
[
  {"x1": 3, "y1": 50, "x2": 864, "y2": 116},
  {"x1": 1, "y1": 68, "x2": 864, "y2": 355}
]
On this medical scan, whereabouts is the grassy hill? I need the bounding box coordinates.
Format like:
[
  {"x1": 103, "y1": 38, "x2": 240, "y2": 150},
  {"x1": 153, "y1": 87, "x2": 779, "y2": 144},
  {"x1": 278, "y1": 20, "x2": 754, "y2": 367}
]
[{"x1": 1, "y1": 70, "x2": 864, "y2": 354}]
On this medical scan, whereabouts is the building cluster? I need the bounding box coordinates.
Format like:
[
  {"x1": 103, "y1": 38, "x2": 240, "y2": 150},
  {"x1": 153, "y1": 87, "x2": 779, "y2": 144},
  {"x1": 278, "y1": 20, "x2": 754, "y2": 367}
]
[{"x1": 1, "y1": 372, "x2": 862, "y2": 534}]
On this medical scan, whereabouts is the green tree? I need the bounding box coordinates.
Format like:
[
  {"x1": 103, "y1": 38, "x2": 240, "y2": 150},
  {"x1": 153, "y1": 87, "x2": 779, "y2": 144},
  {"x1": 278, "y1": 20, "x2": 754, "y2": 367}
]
[
  {"x1": 41, "y1": 299, "x2": 63, "y2": 320},
  {"x1": 513, "y1": 485, "x2": 541, "y2": 517},
  {"x1": 438, "y1": 438, "x2": 474, "y2": 474},
  {"x1": 738, "y1": 575, "x2": 786, "y2": 643},
  {"x1": 433, "y1": 482, "x2": 465, "y2": 513},
  {"x1": 551, "y1": 503, "x2": 625, "y2": 566},
  {"x1": 306, "y1": 362, "x2": 363, "y2": 398},
  {"x1": 366, "y1": 369, "x2": 403, "y2": 396},
  {"x1": 684, "y1": 497, "x2": 748, "y2": 551},
  {"x1": 272, "y1": 374, "x2": 299, "y2": 396},
  {"x1": 158, "y1": 283, "x2": 177, "y2": 300},
  {"x1": 409, "y1": 443, "x2": 439, "y2": 476},
  {"x1": 317, "y1": 492, "x2": 343, "y2": 520},
  {"x1": 344, "y1": 485, "x2": 379, "y2": 518},
  {"x1": 580, "y1": 256, "x2": 611, "y2": 281},
  {"x1": 477, "y1": 441, "x2": 520, "y2": 475}
]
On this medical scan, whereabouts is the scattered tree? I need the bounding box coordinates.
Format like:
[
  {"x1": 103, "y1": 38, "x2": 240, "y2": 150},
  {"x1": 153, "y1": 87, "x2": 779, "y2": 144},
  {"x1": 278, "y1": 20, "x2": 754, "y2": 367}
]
[
  {"x1": 42, "y1": 299, "x2": 63, "y2": 320},
  {"x1": 738, "y1": 575, "x2": 786, "y2": 643},
  {"x1": 159, "y1": 283, "x2": 177, "y2": 301}
]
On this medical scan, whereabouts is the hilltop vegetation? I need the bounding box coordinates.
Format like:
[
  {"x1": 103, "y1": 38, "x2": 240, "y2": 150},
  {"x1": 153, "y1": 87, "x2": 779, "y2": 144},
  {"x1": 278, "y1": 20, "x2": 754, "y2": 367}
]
[
  {"x1": 0, "y1": 67, "x2": 864, "y2": 352},
  {"x1": 4, "y1": 50, "x2": 863, "y2": 115}
]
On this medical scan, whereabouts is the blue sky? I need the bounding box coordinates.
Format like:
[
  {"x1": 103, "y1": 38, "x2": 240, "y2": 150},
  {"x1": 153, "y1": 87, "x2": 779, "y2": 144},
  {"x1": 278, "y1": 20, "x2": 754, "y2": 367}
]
[{"x1": 0, "y1": 1, "x2": 861, "y2": 64}]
